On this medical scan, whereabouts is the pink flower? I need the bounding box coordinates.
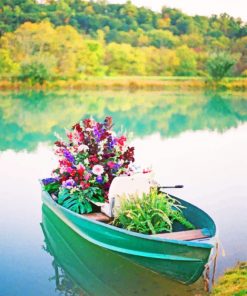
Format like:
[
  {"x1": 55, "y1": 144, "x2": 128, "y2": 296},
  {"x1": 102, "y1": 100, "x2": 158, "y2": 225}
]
[
  {"x1": 84, "y1": 173, "x2": 92, "y2": 181},
  {"x1": 107, "y1": 161, "x2": 115, "y2": 169},
  {"x1": 66, "y1": 130, "x2": 73, "y2": 141},
  {"x1": 92, "y1": 164, "x2": 104, "y2": 176},
  {"x1": 66, "y1": 167, "x2": 73, "y2": 174}
]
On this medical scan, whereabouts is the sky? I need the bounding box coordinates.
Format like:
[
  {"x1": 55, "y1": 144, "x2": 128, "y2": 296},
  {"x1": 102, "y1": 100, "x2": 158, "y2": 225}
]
[{"x1": 109, "y1": 0, "x2": 247, "y2": 22}]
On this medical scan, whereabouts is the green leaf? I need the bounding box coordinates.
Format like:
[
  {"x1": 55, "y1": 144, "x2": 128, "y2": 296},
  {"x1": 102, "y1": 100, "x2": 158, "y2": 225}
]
[
  {"x1": 113, "y1": 188, "x2": 195, "y2": 234},
  {"x1": 43, "y1": 182, "x2": 60, "y2": 194},
  {"x1": 85, "y1": 201, "x2": 93, "y2": 213}
]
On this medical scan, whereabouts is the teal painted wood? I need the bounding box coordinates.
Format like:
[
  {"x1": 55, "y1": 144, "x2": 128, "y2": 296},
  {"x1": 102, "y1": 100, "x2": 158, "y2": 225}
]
[
  {"x1": 41, "y1": 188, "x2": 216, "y2": 284},
  {"x1": 41, "y1": 205, "x2": 120, "y2": 296},
  {"x1": 41, "y1": 205, "x2": 206, "y2": 295}
]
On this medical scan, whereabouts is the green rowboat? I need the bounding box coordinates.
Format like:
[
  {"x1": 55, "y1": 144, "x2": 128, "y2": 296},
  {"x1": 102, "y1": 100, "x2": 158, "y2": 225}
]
[
  {"x1": 41, "y1": 187, "x2": 216, "y2": 285},
  {"x1": 41, "y1": 204, "x2": 206, "y2": 295}
]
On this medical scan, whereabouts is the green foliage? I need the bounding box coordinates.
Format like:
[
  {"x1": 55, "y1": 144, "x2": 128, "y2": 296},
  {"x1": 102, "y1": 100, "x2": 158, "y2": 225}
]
[
  {"x1": 206, "y1": 52, "x2": 236, "y2": 80},
  {"x1": 113, "y1": 188, "x2": 195, "y2": 234},
  {"x1": 105, "y1": 43, "x2": 145, "y2": 75},
  {"x1": 19, "y1": 61, "x2": 50, "y2": 84},
  {"x1": 0, "y1": 1, "x2": 246, "y2": 79},
  {"x1": 58, "y1": 188, "x2": 92, "y2": 214},
  {"x1": 57, "y1": 187, "x2": 104, "y2": 214},
  {"x1": 0, "y1": 49, "x2": 19, "y2": 78},
  {"x1": 1, "y1": 0, "x2": 246, "y2": 41},
  {"x1": 81, "y1": 187, "x2": 105, "y2": 204},
  {"x1": 147, "y1": 30, "x2": 179, "y2": 48},
  {"x1": 175, "y1": 45, "x2": 197, "y2": 76},
  {"x1": 43, "y1": 181, "x2": 60, "y2": 194}
]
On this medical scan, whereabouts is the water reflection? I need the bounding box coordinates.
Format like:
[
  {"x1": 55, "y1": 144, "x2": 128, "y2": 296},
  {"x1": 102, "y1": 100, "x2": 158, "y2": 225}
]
[
  {"x1": 1, "y1": 90, "x2": 246, "y2": 295},
  {"x1": 0, "y1": 91, "x2": 246, "y2": 152},
  {"x1": 41, "y1": 204, "x2": 206, "y2": 296}
]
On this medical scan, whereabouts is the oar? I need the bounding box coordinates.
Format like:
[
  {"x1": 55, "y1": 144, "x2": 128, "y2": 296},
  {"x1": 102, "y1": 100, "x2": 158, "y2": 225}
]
[{"x1": 158, "y1": 185, "x2": 184, "y2": 189}]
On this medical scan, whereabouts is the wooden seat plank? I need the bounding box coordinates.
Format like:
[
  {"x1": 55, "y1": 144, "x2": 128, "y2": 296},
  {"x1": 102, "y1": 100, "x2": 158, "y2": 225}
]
[
  {"x1": 152, "y1": 228, "x2": 210, "y2": 241},
  {"x1": 83, "y1": 212, "x2": 111, "y2": 223}
]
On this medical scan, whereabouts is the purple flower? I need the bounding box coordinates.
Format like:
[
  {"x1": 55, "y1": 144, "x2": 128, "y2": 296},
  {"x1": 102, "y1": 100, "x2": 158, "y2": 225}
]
[
  {"x1": 42, "y1": 178, "x2": 57, "y2": 185},
  {"x1": 63, "y1": 149, "x2": 75, "y2": 163},
  {"x1": 62, "y1": 179, "x2": 75, "y2": 189},
  {"x1": 96, "y1": 175, "x2": 104, "y2": 184},
  {"x1": 93, "y1": 127, "x2": 101, "y2": 142},
  {"x1": 108, "y1": 136, "x2": 117, "y2": 149},
  {"x1": 114, "y1": 163, "x2": 120, "y2": 169}
]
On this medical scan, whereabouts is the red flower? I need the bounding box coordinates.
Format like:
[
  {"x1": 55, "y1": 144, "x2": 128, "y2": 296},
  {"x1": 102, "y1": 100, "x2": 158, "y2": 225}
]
[
  {"x1": 89, "y1": 155, "x2": 99, "y2": 163},
  {"x1": 104, "y1": 182, "x2": 111, "y2": 190},
  {"x1": 83, "y1": 118, "x2": 93, "y2": 128},
  {"x1": 61, "y1": 175, "x2": 68, "y2": 183},
  {"x1": 54, "y1": 141, "x2": 66, "y2": 148},
  {"x1": 80, "y1": 181, "x2": 90, "y2": 189},
  {"x1": 59, "y1": 159, "x2": 72, "y2": 167},
  {"x1": 71, "y1": 169, "x2": 78, "y2": 177},
  {"x1": 117, "y1": 136, "x2": 126, "y2": 146},
  {"x1": 76, "y1": 163, "x2": 85, "y2": 176},
  {"x1": 123, "y1": 146, "x2": 135, "y2": 162},
  {"x1": 72, "y1": 123, "x2": 82, "y2": 133}
]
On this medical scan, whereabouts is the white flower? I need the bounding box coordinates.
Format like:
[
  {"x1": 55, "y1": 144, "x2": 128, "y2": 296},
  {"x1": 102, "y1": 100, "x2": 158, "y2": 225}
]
[
  {"x1": 92, "y1": 164, "x2": 104, "y2": 176},
  {"x1": 78, "y1": 144, "x2": 89, "y2": 152}
]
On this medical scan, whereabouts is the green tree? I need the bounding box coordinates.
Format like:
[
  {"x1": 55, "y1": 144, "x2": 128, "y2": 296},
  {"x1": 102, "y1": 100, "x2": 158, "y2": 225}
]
[
  {"x1": 0, "y1": 48, "x2": 19, "y2": 78},
  {"x1": 175, "y1": 45, "x2": 197, "y2": 76},
  {"x1": 19, "y1": 60, "x2": 50, "y2": 84},
  {"x1": 206, "y1": 52, "x2": 237, "y2": 80},
  {"x1": 232, "y1": 36, "x2": 247, "y2": 75},
  {"x1": 83, "y1": 40, "x2": 106, "y2": 75},
  {"x1": 105, "y1": 43, "x2": 145, "y2": 75},
  {"x1": 147, "y1": 30, "x2": 179, "y2": 48}
]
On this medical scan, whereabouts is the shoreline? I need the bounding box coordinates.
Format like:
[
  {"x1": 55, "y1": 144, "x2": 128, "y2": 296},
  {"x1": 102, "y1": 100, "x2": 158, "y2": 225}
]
[{"x1": 0, "y1": 77, "x2": 246, "y2": 91}]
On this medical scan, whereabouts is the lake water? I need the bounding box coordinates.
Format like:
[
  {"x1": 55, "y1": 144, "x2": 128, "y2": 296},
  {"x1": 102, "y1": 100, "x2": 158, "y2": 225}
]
[{"x1": 0, "y1": 90, "x2": 246, "y2": 295}]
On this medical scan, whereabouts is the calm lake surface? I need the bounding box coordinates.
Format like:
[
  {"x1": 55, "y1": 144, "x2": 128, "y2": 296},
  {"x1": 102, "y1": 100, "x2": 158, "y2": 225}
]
[{"x1": 0, "y1": 90, "x2": 246, "y2": 296}]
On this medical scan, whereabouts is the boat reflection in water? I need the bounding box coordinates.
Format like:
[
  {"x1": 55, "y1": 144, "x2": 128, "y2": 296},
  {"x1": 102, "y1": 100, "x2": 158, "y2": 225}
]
[{"x1": 41, "y1": 204, "x2": 207, "y2": 296}]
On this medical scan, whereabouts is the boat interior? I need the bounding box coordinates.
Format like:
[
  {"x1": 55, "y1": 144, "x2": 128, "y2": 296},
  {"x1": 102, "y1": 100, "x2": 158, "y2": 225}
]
[{"x1": 82, "y1": 212, "x2": 211, "y2": 241}]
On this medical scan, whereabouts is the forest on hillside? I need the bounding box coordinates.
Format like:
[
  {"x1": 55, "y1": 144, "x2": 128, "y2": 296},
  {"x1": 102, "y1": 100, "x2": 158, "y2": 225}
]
[{"x1": 0, "y1": 0, "x2": 247, "y2": 83}]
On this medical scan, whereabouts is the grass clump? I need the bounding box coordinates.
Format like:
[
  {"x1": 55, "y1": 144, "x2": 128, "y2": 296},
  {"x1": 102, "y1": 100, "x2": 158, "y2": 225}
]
[
  {"x1": 113, "y1": 188, "x2": 195, "y2": 234},
  {"x1": 211, "y1": 262, "x2": 247, "y2": 296}
]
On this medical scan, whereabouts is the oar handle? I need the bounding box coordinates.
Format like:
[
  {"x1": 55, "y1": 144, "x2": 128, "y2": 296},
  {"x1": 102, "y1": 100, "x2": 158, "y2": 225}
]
[{"x1": 158, "y1": 185, "x2": 184, "y2": 189}]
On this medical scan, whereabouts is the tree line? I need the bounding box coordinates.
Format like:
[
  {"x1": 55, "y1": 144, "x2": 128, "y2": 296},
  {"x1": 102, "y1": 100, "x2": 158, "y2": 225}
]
[{"x1": 0, "y1": 0, "x2": 246, "y2": 83}]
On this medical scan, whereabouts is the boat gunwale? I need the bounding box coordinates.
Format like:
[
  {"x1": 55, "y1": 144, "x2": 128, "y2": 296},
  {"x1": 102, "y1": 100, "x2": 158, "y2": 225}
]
[{"x1": 41, "y1": 186, "x2": 215, "y2": 249}]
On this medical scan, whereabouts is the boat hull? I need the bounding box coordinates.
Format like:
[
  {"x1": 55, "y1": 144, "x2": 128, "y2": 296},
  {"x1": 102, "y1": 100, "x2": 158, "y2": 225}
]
[{"x1": 42, "y1": 189, "x2": 216, "y2": 284}]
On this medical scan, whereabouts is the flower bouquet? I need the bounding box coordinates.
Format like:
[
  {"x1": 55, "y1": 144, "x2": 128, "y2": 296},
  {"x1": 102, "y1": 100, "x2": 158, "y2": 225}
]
[{"x1": 42, "y1": 116, "x2": 136, "y2": 214}]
